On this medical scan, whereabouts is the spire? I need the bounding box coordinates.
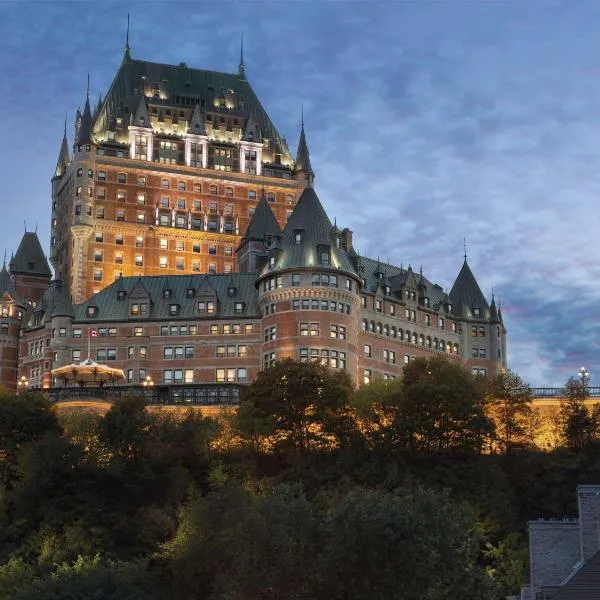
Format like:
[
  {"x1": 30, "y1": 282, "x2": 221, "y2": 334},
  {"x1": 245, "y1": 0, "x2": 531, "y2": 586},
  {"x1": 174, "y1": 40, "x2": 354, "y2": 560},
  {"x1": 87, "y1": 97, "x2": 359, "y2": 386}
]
[
  {"x1": 54, "y1": 116, "x2": 70, "y2": 178},
  {"x1": 75, "y1": 76, "x2": 94, "y2": 147},
  {"x1": 124, "y1": 13, "x2": 131, "y2": 62},
  {"x1": 490, "y1": 294, "x2": 499, "y2": 321},
  {"x1": 463, "y1": 237, "x2": 468, "y2": 262},
  {"x1": 133, "y1": 94, "x2": 150, "y2": 127},
  {"x1": 10, "y1": 231, "x2": 51, "y2": 279},
  {"x1": 242, "y1": 111, "x2": 262, "y2": 142},
  {"x1": 294, "y1": 111, "x2": 314, "y2": 187},
  {"x1": 238, "y1": 33, "x2": 246, "y2": 79}
]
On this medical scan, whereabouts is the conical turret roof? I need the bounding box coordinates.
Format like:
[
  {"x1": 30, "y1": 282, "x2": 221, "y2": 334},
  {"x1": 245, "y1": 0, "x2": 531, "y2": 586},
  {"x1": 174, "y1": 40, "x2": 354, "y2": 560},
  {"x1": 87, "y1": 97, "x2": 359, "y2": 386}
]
[
  {"x1": 132, "y1": 94, "x2": 150, "y2": 127},
  {"x1": 263, "y1": 187, "x2": 356, "y2": 277},
  {"x1": 75, "y1": 92, "x2": 94, "y2": 146},
  {"x1": 243, "y1": 195, "x2": 281, "y2": 242},
  {"x1": 0, "y1": 264, "x2": 24, "y2": 306},
  {"x1": 449, "y1": 259, "x2": 489, "y2": 318},
  {"x1": 294, "y1": 123, "x2": 314, "y2": 181},
  {"x1": 10, "y1": 232, "x2": 51, "y2": 278},
  {"x1": 50, "y1": 280, "x2": 74, "y2": 318},
  {"x1": 54, "y1": 131, "x2": 70, "y2": 178}
]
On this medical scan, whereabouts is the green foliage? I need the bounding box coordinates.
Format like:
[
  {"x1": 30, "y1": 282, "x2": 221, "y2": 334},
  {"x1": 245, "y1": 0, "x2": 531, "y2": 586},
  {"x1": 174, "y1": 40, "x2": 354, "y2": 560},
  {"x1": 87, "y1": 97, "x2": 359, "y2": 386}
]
[
  {"x1": 558, "y1": 378, "x2": 599, "y2": 450},
  {"x1": 487, "y1": 369, "x2": 534, "y2": 453},
  {"x1": 235, "y1": 359, "x2": 356, "y2": 454}
]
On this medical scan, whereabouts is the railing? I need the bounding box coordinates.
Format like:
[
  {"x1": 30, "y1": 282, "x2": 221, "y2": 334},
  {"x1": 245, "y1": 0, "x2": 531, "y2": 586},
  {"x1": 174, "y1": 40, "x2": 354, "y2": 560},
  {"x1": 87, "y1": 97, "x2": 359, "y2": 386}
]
[
  {"x1": 47, "y1": 383, "x2": 244, "y2": 406},
  {"x1": 531, "y1": 387, "x2": 600, "y2": 398}
]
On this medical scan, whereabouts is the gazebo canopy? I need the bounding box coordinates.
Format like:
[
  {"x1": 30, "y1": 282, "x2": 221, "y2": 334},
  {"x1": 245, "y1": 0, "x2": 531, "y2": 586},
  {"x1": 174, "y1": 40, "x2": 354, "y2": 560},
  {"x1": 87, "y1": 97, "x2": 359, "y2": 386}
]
[{"x1": 51, "y1": 358, "x2": 125, "y2": 386}]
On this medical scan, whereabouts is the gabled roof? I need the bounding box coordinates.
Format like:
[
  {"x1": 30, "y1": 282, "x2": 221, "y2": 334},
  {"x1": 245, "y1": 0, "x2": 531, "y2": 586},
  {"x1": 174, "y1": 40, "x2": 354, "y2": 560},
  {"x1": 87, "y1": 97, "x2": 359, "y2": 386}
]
[
  {"x1": 24, "y1": 280, "x2": 72, "y2": 329},
  {"x1": 0, "y1": 265, "x2": 24, "y2": 306},
  {"x1": 187, "y1": 103, "x2": 206, "y2": 135},
  {"x1": 132, "y1": 95, "x2": 150, "y2": 127},
  {"x1": 261, "y1": 187, "x2": 357, "y2": 277},
  {"x1": 74, "y1": 273, "x2": 260, "y2": 322},
  {"x1": 553, "y1": 551, "x2": 600, "y2": 600},
  {"x1": 242, "y1": 111, "x2": 262, "y2": 142},
  {"x1": 242, "y1": 195, "x2": 281, "y2": 243},
  {"x1": 92, "y1": 57, "x2": 292, "y2": 163},
  {"x1": 10, "y1": 232, "x2": 52, "y2": 278},
  {"x1": 449, "y1": 259, "x2": 490, "y2": 319}
]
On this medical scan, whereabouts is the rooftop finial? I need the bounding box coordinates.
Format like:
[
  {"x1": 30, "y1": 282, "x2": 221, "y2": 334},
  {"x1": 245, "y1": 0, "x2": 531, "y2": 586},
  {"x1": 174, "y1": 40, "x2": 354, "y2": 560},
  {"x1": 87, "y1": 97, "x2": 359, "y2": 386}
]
[
  {"x1": 64, "y1": 111, "x2": 67, "y2": 137},
  {"x1": 238, "y1": 33, "x2": 246, "y2": 79},
  {"x1": 463, "y1": 237, "x2": 468, "y2": 262},
  {"x1": 3, "y1": 250, "x2": 6, "y2": 269},
  {"x1": 86, "y1": 73, "x2": 90, "y2": 100},
  {"x1": 123, "y1": 13, "x2": 132, "y2": 61},
  {"x1": 23, "y1": 220, "x2": 27, "y2": 233},
  {"x1": 301, "y1": 104, "x2": 304, "y2": 130}
]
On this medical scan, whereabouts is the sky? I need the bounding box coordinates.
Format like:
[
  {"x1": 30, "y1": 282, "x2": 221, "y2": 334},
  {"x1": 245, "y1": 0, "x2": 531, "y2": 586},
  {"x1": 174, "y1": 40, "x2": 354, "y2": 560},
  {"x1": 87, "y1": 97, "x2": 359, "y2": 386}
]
[{"x1": 0, "y1": 0, "x2": 599, "y2": 386}]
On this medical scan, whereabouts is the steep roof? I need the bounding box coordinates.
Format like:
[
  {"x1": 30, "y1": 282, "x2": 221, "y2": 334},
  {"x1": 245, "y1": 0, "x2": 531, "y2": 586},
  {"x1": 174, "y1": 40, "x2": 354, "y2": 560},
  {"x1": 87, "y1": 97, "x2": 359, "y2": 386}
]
[
  {"x1": 553, "y1": 550, "x2": 600, "y2": 600},
  {"x1": 449, "y1": 259, "x2": 489, "y2": 319},
  {"x1": 243, "y1": 195, "x2": 281, "y2": 242},
  {"x1": 294, "y1": 123, "x2": 314, "y2": 179},
  {"x1": 24, "y1": 280, "x2": 72, "y2": 329},
  {"x1": 93, "y1": 57, "x2": 292, "y2": 163},
  {"x1": 261, "y1": 187, "x2": 357, "y2": 277},
  {"x1": 10, "y1": 232, "x2": 52, "y2": 278},
  {"x1": 75, "y1": 273, "x2": 259, "y2": 322},
  {"x1": 54, "y1": 131, "x2": 70, "y2": 178},
  {"x1": 187, "y1": 103, "x2": 206, "y2": 135},
  {"x1": 0, "y1": 265, "x2": 24, "y2": 306},
  {"x1": 75, "y1": 94, "x2": 93, "y2": 146}
]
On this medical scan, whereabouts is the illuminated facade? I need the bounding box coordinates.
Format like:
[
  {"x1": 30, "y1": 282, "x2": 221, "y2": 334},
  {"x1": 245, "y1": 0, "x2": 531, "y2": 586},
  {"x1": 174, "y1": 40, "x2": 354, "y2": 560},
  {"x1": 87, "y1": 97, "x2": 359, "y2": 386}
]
[{"x1": 5, "y1": 38, "x2": 507, "y2": 394}]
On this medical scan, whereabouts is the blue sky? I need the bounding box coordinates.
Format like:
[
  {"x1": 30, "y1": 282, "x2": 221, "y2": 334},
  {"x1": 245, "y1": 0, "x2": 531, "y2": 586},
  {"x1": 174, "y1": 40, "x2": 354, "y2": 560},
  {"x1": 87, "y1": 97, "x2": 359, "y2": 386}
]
[{"x1": 1, "y1": 0, "x2": 599, "y2": 385}]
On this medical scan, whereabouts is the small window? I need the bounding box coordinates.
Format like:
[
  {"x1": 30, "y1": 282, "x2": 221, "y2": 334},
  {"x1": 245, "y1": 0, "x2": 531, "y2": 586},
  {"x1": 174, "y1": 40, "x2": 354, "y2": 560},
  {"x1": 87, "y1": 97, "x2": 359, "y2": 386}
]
[{"x1": 248, "y1": 189, "x2": 257, "y2": 199}]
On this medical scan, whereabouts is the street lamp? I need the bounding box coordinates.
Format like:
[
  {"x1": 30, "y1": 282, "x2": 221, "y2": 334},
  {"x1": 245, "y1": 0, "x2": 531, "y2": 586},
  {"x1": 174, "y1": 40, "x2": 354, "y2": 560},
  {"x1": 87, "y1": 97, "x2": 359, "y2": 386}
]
[
  {"x1": 142, "y1": 375, "x2": 154, "y2": 388},
  {"x1": 17, "y1": 375, "x2": 29, "y2": 393},
  {"x1": 579, "y1": 366, "x2": 590, "y2": 388}
]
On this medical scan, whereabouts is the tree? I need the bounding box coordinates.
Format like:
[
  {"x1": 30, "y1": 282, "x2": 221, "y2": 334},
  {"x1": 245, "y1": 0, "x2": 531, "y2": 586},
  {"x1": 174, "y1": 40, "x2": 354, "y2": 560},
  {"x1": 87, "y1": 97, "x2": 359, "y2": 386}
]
[
  {"x1": 394, "y1": 356, "x2": 494, "y2": 454},
  {"x1": 486, "y1": 370, "x2": 533, "y2": 453},
  {"x1": 558, "y1": 378, "x2": 598, "y2": 450},
  {"x1": 234, "y1": 359, "x2": 356, "y2": 454}
]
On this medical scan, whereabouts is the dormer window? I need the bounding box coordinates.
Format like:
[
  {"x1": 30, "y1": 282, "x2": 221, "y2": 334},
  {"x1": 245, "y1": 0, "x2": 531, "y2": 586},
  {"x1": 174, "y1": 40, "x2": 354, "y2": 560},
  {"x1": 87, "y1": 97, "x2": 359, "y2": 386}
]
[
  {"x1": 295, "y1": 231, "x2": 302, "y2": 244},
  {"x1": 186, "y1": 288, "x2": 195, "y2": 298},
  {"x1": 320, "y1": 251, "x2": 330, "y2": 266},
  {"x1": 227, "y1": 286, "x2": 237, "y2": 297},
  {"x1": 117, "y1": 291, "x2": 126, "y2": 301},
  {"x1": 234, "y1": 302, "x2": 245, "y2": 314},
  {"x1": 163, "y1": 289, "x2": 172, "y2": 299},
  {"x1": 424, "y1": 297, "x2": 430, "y2": 307},
  {"x1": 269, "y1": 256, "x2": 275, "y2": 267},
  {"x1": 473, "y1": 307, "x2": 481, "y2": 317},
  {"x1": 448, "y1": 303, "x2": 452, "y2": 313},
  {"x1": 130, "y1": 302, "x2": 148, "y2": 316},
  {"x1": 384, "y1": 285, "x2": 391, "y2": 295},
  {"x1": 86, "y1": 306, "x2": 97, "y2": 317},
  {"x1": 169, "y1": 304, "x2": 180, "y2": 315}
]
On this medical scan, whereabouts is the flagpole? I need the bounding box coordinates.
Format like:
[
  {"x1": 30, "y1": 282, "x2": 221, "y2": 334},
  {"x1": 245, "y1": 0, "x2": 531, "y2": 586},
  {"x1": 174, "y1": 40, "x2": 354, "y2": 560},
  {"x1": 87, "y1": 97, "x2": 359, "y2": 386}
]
[{"x1": 87, "y1": 329, "x2": 91, "y2": 360}]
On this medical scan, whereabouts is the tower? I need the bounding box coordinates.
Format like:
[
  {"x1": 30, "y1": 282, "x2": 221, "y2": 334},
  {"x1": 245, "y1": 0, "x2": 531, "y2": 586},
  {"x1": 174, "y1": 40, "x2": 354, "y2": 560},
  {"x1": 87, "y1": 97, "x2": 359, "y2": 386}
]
[{"x1": 50, "y1": 39, "x2": 301, "y2": 304}]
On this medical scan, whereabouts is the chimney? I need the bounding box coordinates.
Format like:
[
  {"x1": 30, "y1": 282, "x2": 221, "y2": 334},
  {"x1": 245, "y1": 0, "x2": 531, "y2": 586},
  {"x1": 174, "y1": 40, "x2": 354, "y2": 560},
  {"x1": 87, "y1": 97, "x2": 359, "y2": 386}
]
[
  {"x1": 341, "y1": 228, "x2": 353, "y2": 252},
  {"x1": 577, "y1": 485, "x2": 600, "y2": 561}
]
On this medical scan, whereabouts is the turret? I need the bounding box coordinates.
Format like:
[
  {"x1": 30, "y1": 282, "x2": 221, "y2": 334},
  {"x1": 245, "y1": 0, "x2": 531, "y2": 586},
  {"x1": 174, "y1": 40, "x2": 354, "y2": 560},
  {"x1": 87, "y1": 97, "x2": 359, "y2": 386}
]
[
  {"x1": 10, "y1": 231, "x2": 52, "y2": 307},
  {"x1": 74, "y1": 76, "x2": 94, "y2": 152},
  {"x1": 257, "y1": 186, "x2": 362, "y2": 381},
  {"x1": 294, "y1": 113, "x2": 314, "y2": 187}
]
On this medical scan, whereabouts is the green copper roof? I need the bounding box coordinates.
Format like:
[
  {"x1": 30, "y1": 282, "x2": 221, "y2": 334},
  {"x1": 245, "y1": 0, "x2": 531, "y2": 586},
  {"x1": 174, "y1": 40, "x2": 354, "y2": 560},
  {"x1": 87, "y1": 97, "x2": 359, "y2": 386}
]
[
  {"x1": 75, "y1": 273, "x2": 259, "y2": 322},
  {"x1": 0, "y1": 265, "x2": 24, "y2": 306},
  {"x1": 242, "y1": 195, "x2": 281, "y2": 242},
  {"x1": 449, "y1": 259, "x2": 490, "y2": 319},
  {"x1": 93, "y1": 57, "x2": 292, "y2": 163},
  {"x1": 10, "y1": 232, "x2": 52, "y2": 278},
  {"x1": 261, "y1": 187, "x2": 357, "y2": 278}
]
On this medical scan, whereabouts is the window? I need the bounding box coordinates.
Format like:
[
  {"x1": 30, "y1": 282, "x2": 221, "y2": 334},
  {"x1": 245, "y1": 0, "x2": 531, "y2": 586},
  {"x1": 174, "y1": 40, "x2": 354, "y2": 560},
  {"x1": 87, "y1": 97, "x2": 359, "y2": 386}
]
[
  {"x1": 116, "y1": 234, "x2": 123, "y2": 245},
  {"x1": 225, "y1": 187, "x2": 233, "y2": 197},
  {"x1": 472, "y1": 367, "x2": 487, "y2": 376},
  {"x1": 300, "y1": 322, "x2": 320, "y2": 337},
  {"x1": 95, "y1": 232, "x2": 103, "y2": 242},
  {"x1": 97, "y1": 170, "x2": 106, "y2": 181},
  {"x1": 117, "y1": 173, "x2": 126, "y2": 184},
  {"x1": 159, "y1": 256, "x2": 168, "y2": 269},
  {"x1": 116, "y1": 209, "x2": 125, "y2": 221},
  {"x1": 264, "y1": 326, "x2": 277, "y2": 342},
  {"x1": 248, "y1": 189, "x2": 257, "y2": 199},
  {"x1": 376, "y1": 299, "x2": 382, "y2": 312},
  {"x1": 72, "y1": 349, "x2": 81, "y2": 362},
  {"x1": 364, "y1": 369, "x2": 372, "y2": 385},
  {"x1": 134, "y1": 327, "x2": 143, "y2": 337},
  {"x1": 209, "y1": 184, "x2": 217, "y2": 195},
  {"x1": 178, "y1": 181, "x2": 186, "y2": 192},
  {"x1": 473, "y1": 307, "x2": 481, "y2": 317},
  {"x1": 93, "y1": 269, "x2": 102, "y2": 282},
  {"x1": 94, "y1": 250, "x2": 103, "y2": 262},
  {"x1": 472, "y1": 326, "x2": 486, "y2": 337},
  {"x1": 425, "y1": 314, "x2": 431, "y2": 326},
  {"x1": 234, "y1": 302, "x2": 245, "y2": 314},
  {"x1": 383, "y1": 349, "x2": 396, "y2": 364},
  {"x1": 162, "y1": 179, "x2": 170, "y2": 189},
  {"x1": 115, "y1": 252, "x2": 123, "y2": 265},
  {"x1": 117, "y1": 191, "x2": 126, "y2": 202},
  {"x1": 330, "y1": 324, "x2": 346, "y2": 339},
  {"x1": 364, "y1": 344, "x2": 372, "y2": 357}
]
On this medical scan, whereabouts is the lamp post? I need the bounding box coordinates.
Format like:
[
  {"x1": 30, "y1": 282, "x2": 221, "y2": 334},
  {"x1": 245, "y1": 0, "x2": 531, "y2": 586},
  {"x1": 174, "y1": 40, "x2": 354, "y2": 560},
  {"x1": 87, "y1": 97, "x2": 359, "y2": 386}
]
[
  {"x1": 17, "y1": 375, "x2": 29, "y2": 394},
  {"x1": 142, "y1": 374, "x2": 155, "y2": 404},
  {"x1": 579, "y1": 366, "x2": 590, "y2": 390},
  {"x1": 142, "y1": 375, "x2": 154, "y2": 388}
]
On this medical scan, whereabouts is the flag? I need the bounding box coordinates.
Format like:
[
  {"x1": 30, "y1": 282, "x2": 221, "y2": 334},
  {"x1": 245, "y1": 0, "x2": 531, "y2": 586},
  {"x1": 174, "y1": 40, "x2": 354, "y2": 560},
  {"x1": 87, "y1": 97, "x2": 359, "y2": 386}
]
[{"x1": 89, "y1": 329, "x2": 98, "y2": 338}]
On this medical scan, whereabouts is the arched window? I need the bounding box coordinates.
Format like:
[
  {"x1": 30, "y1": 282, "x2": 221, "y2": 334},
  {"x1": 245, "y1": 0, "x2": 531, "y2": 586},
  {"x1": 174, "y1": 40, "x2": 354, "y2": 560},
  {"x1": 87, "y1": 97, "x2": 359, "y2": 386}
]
[
  {"x1": 369, "y1": 321, "x2": 375, "y2": 332},
  {"x1": 446, "y1": 342, "x2": 452, "y2": 353},
  {"x1": 376, "y1": 323, "x2": 382, "y2": 335},
  {"x1": 411, "y1": 332, "x2": 417, "y2": 345},
  {"x1": 383, "y1": 324, "x2": 389, "y2": 336},
  {"x1": 453, "y1": 343, "x2": 459, "y2": 354},
  {"x1": 405, "y1": 330, "x2": 410, "y2": 343},
  {"x1": 391, "y1": 326, "x2": 396, "y2": 338},
  {"x1": 426, "y1": 336, "x2": 432, "y2": 348},
  {"x1": 419, "y1": 334, "x2": 425, "y2": 346},
  {"x1": 362, "y1": 319, "x2": 368, "y2": 331}
]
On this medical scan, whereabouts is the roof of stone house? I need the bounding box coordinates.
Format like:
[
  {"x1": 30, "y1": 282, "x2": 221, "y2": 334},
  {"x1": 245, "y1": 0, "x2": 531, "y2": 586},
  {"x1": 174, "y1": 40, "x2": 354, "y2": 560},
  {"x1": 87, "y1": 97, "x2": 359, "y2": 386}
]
[
  {"x1": 359, "y1": 257, "x2": 449, "y2": 310},
  {"x1": 92, "y1": 56, "x2": 292, "y2": 162},
  {"x1": 449, "y1": 259, "x2": 490, "y2": 319},
  {"x1": 10, "y1": 232, "x2": 52, "y2": 278},
  {"x1": 74, "y1": 273, "x2": 260, "y2": 322},
  {"x1": 260, "y1": 187, "x2": 358, "y2": 278},
  {"x1": 242, "y1": 195, "x2": 281, "y2": 243},
  {"x1": 553, "y1": 550, "x2": 600, "y2": 600},
  {"x1": 0, "y1": 265, "x2": 24, "y2": 306}
]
